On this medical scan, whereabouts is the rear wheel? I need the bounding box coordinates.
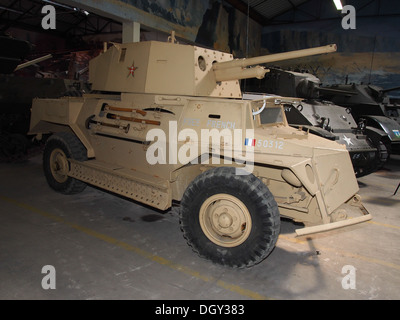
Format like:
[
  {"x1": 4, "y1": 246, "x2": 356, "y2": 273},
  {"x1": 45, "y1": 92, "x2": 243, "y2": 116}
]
[
  {"x1": 43, "y1": 132, "x2": 87, "y2": 194},
  {"x1": 375, "y1": 139, "x2": 390, "y2": 169},
  {"x1": 180, "y1": 167, "x2": 280, "y2": 268}
]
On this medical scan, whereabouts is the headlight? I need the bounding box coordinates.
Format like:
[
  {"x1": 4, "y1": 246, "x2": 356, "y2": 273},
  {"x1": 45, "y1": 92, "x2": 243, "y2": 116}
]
[{"x1": 281, "y1": 169, "x2": 302, "y2": 187}]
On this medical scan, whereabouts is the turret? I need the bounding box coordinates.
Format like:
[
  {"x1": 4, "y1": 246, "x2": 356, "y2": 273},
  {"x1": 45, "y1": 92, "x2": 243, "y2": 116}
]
[{"x1": 89, "y1": 35, "x2": 336, "y2": 99}]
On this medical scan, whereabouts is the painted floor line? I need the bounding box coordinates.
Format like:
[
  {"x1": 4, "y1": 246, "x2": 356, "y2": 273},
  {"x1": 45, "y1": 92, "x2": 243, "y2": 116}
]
[
  {"x1": 0, "y1": 195, "x2": 271, "y2": 300},
  {"x1": 367, "y1": 220, "x2": 400, "y2": 230}
]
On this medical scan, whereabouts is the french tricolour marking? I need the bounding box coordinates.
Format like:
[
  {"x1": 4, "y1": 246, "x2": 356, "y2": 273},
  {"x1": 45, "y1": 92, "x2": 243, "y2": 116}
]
[{"x1": 245, "y1": 138, "x2": 256, "y2": 147}]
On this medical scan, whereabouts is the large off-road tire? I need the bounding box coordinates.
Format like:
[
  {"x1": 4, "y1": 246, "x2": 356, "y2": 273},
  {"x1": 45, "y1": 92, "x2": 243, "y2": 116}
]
[
  {"x1": 179, "y1": 167, "x2": 280, "y2": 268},
  {"x1": 43, "y1": 132, "x2": 87, "y2": 194}
]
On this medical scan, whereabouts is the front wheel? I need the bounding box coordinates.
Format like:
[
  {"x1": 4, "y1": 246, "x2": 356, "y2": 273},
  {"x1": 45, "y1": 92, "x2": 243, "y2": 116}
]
[{"x1": 179, "y1": 167, "x2": 280, "y2": 268}]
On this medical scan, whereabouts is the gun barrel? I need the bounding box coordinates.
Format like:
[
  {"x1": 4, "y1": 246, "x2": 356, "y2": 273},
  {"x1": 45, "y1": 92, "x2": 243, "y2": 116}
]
[
  {"x1": 213, "y1": 44, "x2": 337, "y2": 71},
  {"x1": 14, "y1": 54, "x2": 53, "y2": 71},
  {"x1": 318, "y1": 86, "x2": 357, "y2": 96},
  {"x1": 214, "y1": 66, "x2": 268, "y2": 82},
  {"x1": 382, "y1": 86, "x2": 400, "y2": 94}
]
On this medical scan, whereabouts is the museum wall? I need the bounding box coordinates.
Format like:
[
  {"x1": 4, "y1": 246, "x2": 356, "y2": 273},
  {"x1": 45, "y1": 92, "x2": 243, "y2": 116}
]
[
  {"x1": 120, "y1": 0, "x2": 262, "y2": 57},
  {"x1": 260, "y1": 3, "x2": 400, "y2": 95}
]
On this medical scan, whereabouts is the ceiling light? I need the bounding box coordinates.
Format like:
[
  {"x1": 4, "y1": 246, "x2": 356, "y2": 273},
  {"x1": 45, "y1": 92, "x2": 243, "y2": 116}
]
[{"x1": 333, "y1": 0, "x2": 343, "y2": 10}]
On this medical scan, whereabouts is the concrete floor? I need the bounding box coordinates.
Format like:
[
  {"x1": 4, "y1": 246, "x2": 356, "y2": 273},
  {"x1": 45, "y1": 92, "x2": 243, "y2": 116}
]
[{"x1": 0, "y1": 153, "x2": 399, "y2": 301}]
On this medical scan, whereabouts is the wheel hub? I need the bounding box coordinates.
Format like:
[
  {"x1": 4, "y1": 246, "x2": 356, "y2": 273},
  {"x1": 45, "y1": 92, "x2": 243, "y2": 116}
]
[
  {"x1": 218, "y1": 212, "x2": 233, "y2": 228},
  {"x1": 199, "y1": 194, "x2": 252, "y2": 247},
  {"x1": 50, "y1": 148, "x2": 69, "y2": 183}
]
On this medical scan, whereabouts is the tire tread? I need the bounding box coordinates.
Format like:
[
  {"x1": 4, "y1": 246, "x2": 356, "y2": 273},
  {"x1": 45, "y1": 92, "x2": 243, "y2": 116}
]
[{"x1": 180, "y1": 167, "x2": 280, "y2": 268}]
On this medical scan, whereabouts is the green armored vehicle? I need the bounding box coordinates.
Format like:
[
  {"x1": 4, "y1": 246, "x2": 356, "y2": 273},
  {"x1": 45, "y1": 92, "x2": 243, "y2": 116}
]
[
  {"x1": 29, "y1": 34, "x2": 371, "y2": 267},
  {"x1": 320, "y1": 83, "x2": 400, "y2": 155}
]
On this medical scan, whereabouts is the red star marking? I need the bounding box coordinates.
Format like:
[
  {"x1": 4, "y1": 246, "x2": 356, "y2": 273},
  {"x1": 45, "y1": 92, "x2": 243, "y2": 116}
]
[{"x1": 128, "y1": 64, "x2": 138, "y2": 77}]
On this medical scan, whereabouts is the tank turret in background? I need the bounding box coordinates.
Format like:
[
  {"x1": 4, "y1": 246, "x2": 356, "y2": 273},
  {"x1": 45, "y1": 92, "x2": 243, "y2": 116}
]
[
  {"x1": 244, "y1": 68, "x2": 385, "y2": 176},
  {"x1": 320, "y1": 83, "x2": 400, "y2": 154}
]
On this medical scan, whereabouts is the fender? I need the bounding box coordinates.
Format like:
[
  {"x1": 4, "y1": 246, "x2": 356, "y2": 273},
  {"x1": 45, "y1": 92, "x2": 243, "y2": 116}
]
[{"x1": 364, "y1": 125, "x2": 389, "y2": 145}]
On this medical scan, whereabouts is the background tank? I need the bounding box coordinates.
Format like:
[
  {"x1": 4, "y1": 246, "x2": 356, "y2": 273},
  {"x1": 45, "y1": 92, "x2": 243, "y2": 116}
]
[
  {"x1": 0, "y1": 35, "x2": 90, "y2": 162},
  {"x1": 244, "y1": 68, "x2": 384, "y2": 176},
  {"x1": 320, "y1": 83, "x2": 400, "y2": 154},
  {"x1": 321, "y1": 83, "x2": 400, "y2": 123}
]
